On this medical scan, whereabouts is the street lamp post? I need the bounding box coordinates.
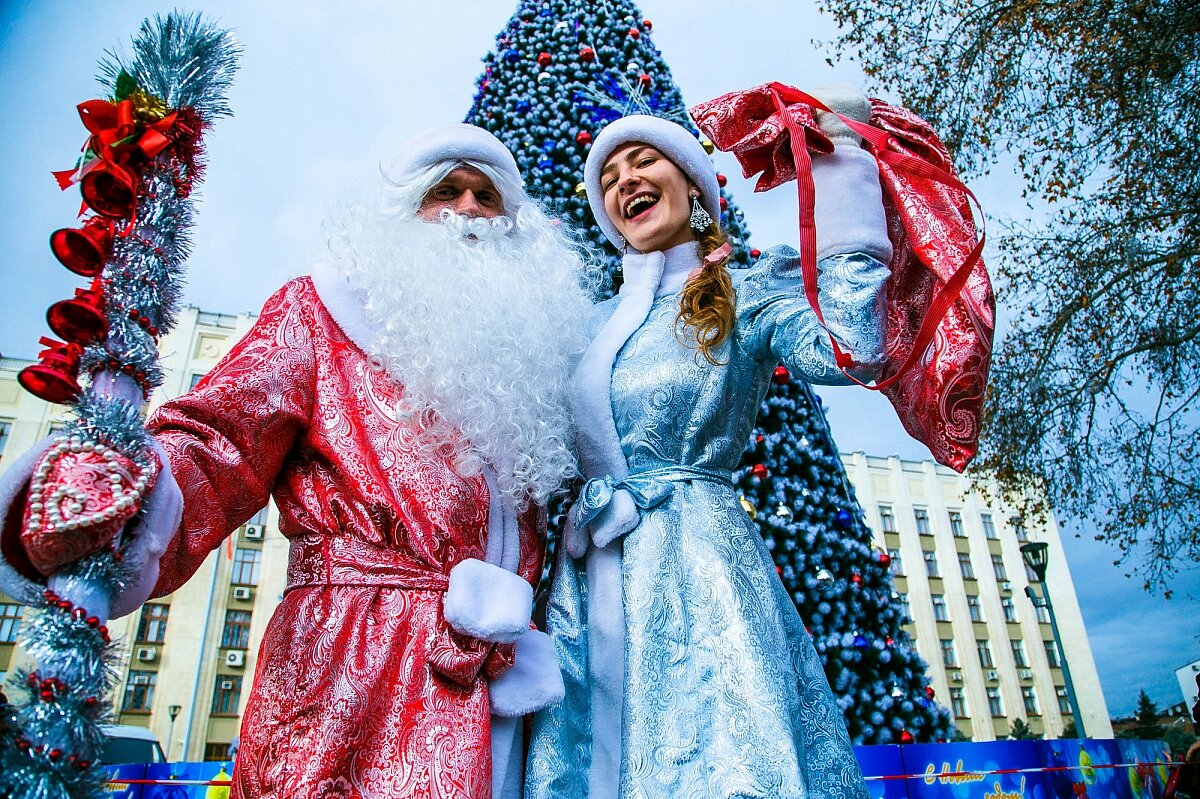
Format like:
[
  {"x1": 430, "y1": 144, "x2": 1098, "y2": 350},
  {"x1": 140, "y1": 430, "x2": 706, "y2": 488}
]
[
  {"x1": 1020, "y1": 542, "x2": 1087, "y2": 738},
  {"x1": 167, "y1": 704, "x2": 182, "y2": 762}
]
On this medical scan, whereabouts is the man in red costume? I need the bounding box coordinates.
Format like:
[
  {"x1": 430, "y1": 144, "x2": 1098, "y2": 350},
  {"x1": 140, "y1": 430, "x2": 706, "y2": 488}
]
[{"x1": 0, "y1": 124, "x2": 597, "y2": 798}]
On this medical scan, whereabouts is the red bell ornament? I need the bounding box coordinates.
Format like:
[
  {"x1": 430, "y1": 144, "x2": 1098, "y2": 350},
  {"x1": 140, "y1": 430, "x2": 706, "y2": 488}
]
[
  {"x1": 49, "y1": 217, "x2": 114, "y2": 277},
  {"x1": 47, "y1": 279, "x2": 108, "y2": 344},
  {"x1": 80, "y1": 160, "x2": 138, "y2": 219},
  {"x1": 18, "y1": 337, "x2": 83, "y2": 405}
]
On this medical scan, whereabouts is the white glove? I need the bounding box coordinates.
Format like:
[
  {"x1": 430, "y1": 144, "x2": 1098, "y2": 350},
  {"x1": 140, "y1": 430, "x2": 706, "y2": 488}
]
[{"x1": 809, "y1": 84, "x2": 872, "y2": 147}]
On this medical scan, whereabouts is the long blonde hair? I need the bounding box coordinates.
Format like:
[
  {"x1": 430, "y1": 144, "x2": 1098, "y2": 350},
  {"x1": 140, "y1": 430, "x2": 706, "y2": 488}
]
[{"x1": 676, "y1": 220, "x2": 736, "y2": 365}]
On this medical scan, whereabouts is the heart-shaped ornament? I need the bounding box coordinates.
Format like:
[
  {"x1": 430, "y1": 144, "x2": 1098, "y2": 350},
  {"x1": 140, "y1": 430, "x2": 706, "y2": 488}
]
[{"x1": 21, "y1": 435, "x2": 159, "y2": 575}]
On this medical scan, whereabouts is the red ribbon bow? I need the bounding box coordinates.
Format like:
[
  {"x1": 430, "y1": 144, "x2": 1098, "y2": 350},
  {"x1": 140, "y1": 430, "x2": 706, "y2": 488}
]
[
  {"x1": 53, "y1": 98, "x2": 180, "y2": 191},
  {"x1": 691, "y1": 83, "x2": 996, "y2": 471}
]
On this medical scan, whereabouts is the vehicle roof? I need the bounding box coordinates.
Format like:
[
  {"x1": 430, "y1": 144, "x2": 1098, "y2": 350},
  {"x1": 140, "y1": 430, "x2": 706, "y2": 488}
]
[{"x1": 100, "y1": 725, "x2": 161, "y2": 742}]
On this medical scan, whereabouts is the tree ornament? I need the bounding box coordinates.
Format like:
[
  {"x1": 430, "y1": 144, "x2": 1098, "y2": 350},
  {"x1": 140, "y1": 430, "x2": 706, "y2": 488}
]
[
  {"x1": 879, "y1": 551, "x2": 892, "y2": 567},
  {"x1": 554, "y1": 20, "x2": 570, "y2": 31},
  {"x1": 716, "y1": 173, "x2": 727, "y2": 187},
  {"x1": 643, "y1": 19, "x2": 653, "y2": 30},
  {"x1": 886, "y1": 636, "x2": 895, "y2": 646},
  {"x1": 925, "y1": 686, "x2": 936, "y2": 699},
  {"x1": 49, "y1": 217, "x2": 114, "y2": 277},
  {"x1": 851, "y1": 572, "x2": 863, "y2": 586},
  {"x1": 575, "y1": 181, "x2": 587, "y2": 197},
  {"x1": 701, "y1": 137, "x2": 715, "y2": 154},
  {"x1": 750, "y1": 248, "x2": 761, "y2": 259},
  {"x1": 580, "y1": 46, "x2": 596, "y2": 62},
  {"x1": 628, "y1": 27, "x2": 640, "y2": 39},
  {"x1": 504, "y1": 49, "x2": 521, "y2": 63},
  {"x1": 47, "y1": 279, "x2": 108, "y2": 345},
  {"x1": 755, "y1": 434, "x2": 764, "y2": 443},
  {"x1": 575, "y1": 130, "x2": 592, "y2": 145},
  {"x1": 775, "y1": 504, "x2": 792, "y2": 518},
  {"x1": 853, "y1": 634, "x2": 869, "y2": 649},
  {"x1": 772, "y1": 365, "x2": 791, "y2": 385},
  {"x1": 18, "y1": 337, "x2": 82, "y2": 404},
  {"x1": 891, "y1": 684, "x2": 904, "y2": 698},
  {"x1": 80, "y1": 161, "x2": 139, "y2": 219},
  {"x1": 537, "y1": 72, "x2": 553, "y2": 83},
  {"x1": 751, "y1": 463, "x2": 769, "y2": 480},
  {"x1": 835, "y1": 508, "x2": 853, "y2": 529},
  {"x1": 899, "y1": 730, "x2": 915, "y2": 745},
  {"x1": 626, "y1": 61, "x2": 641, "y2": 73},
  {"x1": 638, "y1": 73, "x2": 652, "y2": 88},
  {"x1": 537, "y1": 51, "x2": 553, "y2": 66},
  {"x1": 815, "y1": 569, "x2": 834, "y2": 583},
  {"x1": 739, "y1": 496, "x2": 757, "y2": 520}
]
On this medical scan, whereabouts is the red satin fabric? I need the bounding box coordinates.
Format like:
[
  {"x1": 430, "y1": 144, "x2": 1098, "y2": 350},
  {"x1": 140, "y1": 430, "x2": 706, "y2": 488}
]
[
  {"x1": 149, "y1": 278, "x2": 543, "y2": 798},
  {"x1": 691, "y1": 86, "x2": 995, "y2": 471}
]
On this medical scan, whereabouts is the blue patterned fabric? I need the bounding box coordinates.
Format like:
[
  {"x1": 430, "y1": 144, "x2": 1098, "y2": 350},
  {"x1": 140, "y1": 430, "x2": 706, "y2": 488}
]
[{"x1": 525, "y1": 246, "x2": 888, "y2": 799}]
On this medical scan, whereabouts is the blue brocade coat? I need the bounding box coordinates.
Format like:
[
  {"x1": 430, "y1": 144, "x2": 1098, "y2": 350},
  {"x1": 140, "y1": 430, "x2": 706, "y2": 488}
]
[{"x1": 525, "y1": 244, "x2": 889, "y2": 799}]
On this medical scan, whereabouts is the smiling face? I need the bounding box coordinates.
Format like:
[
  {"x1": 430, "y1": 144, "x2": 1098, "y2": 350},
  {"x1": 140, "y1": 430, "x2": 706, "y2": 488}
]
[
  {"x1": 600, "y1": 143, "x2": 696, "y2": 253},
  {"x1": 417, "y1": 166, "x2": 504, "y2": 222}
]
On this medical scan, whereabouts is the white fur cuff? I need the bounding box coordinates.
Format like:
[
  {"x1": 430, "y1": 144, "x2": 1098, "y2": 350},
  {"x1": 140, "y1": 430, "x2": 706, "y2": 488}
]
[
  {"x1": 489, "y1": 629, "x2": 565, "y2": 717},
  {"x1": 444, "y1": 558, "x2": 532, "y2": 644},
  {"x1": 0, "y1": 437, "x2": 56, "y2": 606},
  {"x1": 812, "y1": 146, "x2": 893, "y2": 264}
]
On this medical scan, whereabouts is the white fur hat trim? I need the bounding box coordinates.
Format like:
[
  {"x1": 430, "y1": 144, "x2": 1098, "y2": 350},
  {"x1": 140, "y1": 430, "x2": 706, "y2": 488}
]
[
  {"x1": 584, "y1": 114, "x2": 720, "y2": 249},
  {"x1": 385, "y1": 123, "x2": 524, "y2": 197}
]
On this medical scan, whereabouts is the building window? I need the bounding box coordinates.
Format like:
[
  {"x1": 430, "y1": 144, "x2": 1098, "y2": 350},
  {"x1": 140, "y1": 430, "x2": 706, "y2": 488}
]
[
  {"x1": 879, "y1": 504, "x2": 897, "y2": 533},
  {"x1": 914, "y1": 508, "x2": 931, "y2": 535},
  {"x1": 951, "y1": 687, "x2": 968, "y2": 717},
  {"x1": 1011, "y1": 640, "x2": 1029, "y2": 667},
  {"x1": 958, "y1": 552, "x2": 975, "y2": 579},
  {"x1": 1002, "y1": 597, "x2": 1018, "y2": 623},
  {"x1": 0, "y1": 418, "x2": 12, "y2": 461},
  {"x1": 949, "y1": 511, "x2": 965, "y2": 537},
  {"x1": 1012, "y1": 517, "x2": 1028, "y2": 542},
  {"x1": 893, "y1": 593, "x2": 911, "y2": 623},
  {"x1": 204, "y1": 742, "x2": 232, "y2": 762},
  {"x1": 981, "y1": 512, "x2": 997, "y2": 539},
  {"x1": 188, "y1": 373, "x2": 206, "y2": 390},
  {"x1": 987, "y1": 686, "x2": 1004, "y2": 716},
  {"x1": 932, "y1": 594, "x2": 950, "y2": 621},
  {"x1": 1035, "y1": 603, "x2": 1051, "y2": 624},
  {"x1": 967, "y1": 594, "x2": 984, "y2": 622},
  {"x1": 1057, "y1": 687, "x2": 1071, "y2": 714},
  {"x1": 231, "y1": 548, "x2": 261, "y2": 586},
  {"x1": 222, "y1": 610, "x2": 253, "y2": 649},
  {"x1": 977, "y1": 639, "x2": 995, "y2": 668},
  {"x1": 991, "y1": 553, "x2": 1008, "y2": 580},
  {"x1": 0, "y1": 604, "x2": 23, "y2": 643},
  {"x1": 123, "y1": 670, "x2": 157, "y2": 711},
  {"x1": 247, "y1": 506, "x2": 268, "y2": 526},
  {"x1": 136, "y1": 604, "x2": 169, "y2": 644},
  {"x1": 1044, "y1": 640, "x2": 1061, "y2": 667},
  {"x1": 1022, "y1": 686, "x2": 1040, "y2": 715},
  {"x1": 1024, "y1": 560, "x2": 1040, "y2": 583},
  {"x1": 887, "y1": 548, "x2": 903, "y2": 576},
  {"x1": 212, "y1": 675, "x2": 243, "y2": 716},
  {"x1": 924, "y1": 550, "x2": 940, "y2": 577},
  {"x1": 941, "y1": 638, "x2": 958, "y2": 666}
]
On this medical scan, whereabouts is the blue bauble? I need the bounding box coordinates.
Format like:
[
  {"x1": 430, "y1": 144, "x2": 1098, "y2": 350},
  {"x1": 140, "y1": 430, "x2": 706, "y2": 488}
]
[
  {"x1": 537, "y1": 156, "x2": 554, "y2": 169},
  {"x1": 504, "y1": 49, "x2": 521, "y2": 63},
  {"x1": 853, "y1": 634, "x2": 869, "y2": 649},
  {"x1": 835, "y1": 508, "x2": 853, "y2": 529},
  {"x1": 515, "y1": 99, "x2": 531, "y2": 113}
]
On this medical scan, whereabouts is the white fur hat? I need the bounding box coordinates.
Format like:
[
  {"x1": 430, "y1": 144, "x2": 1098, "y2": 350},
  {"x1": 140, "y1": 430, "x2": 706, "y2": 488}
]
[
  {"x1": 385, "y1": 123, "x2": 526, "y2": 208},
  {"x1": 584, "y1": 115, "x2": 720, "y2": 249}
]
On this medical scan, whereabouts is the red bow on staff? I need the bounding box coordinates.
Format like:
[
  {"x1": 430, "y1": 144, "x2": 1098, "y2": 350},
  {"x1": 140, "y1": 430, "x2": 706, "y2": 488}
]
[{"x1": 691, "y1": 82, "x2": 996, "y2": 472}]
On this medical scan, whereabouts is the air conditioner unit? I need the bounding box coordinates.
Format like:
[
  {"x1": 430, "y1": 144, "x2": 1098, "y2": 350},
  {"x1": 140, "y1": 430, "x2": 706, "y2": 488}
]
[
  {"x1": 243, "y1": 524, "x2": 264, "y2": 541},
  {"x1": 225, "y1": 650, "x2": 246, "y2": 668},
  {"x1": 1000, "y1": 581, "x2": 1013, "y2": 592},
  {"x1": 232, "y1": 586, "x2": 253, "y2": 601},
  {"x1": 135, "y1": 646, "x2": 157, "y2": 662},
  {"x1": 1019, "y1": 668, "x2": 1033, "y2": 679},
  {"x1": 220, "y1": 680, "x2": 234, "y2": 690},
  {"x1": 987, "y1": 670, "x2": 999, "y2": 681},
  {"x1": 951, "y1": 672, "x2": 963, "y2": 682}
]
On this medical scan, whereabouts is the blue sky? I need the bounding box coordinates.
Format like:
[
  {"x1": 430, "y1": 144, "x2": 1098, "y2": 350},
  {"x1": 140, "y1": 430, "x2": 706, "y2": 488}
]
[{"x1": 0, "y1": 0, "x2": 1195, "y2": 717}]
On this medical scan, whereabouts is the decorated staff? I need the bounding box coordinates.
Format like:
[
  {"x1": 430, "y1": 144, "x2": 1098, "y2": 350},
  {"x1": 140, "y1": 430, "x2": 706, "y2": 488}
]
[{"x1": 0, "y1": 13, "x2": 238, "y2": 799}]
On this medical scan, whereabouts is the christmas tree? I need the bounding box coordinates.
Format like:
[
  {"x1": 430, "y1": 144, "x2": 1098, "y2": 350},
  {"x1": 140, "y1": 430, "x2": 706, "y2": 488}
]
[{"x1": 465, "y1": 0, "x2": 953, "y2": 745}]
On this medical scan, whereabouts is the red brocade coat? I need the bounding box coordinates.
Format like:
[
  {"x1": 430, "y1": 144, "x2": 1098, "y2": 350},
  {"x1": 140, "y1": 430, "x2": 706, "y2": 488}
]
[{"x1": 147, "y1": 277, "x2": 543, "y2": 798}]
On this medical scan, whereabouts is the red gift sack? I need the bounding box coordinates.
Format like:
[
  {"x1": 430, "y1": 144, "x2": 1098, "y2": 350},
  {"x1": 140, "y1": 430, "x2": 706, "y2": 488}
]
[{"x1": 692, "y1": 83, "x2": 995, "y2": 471}]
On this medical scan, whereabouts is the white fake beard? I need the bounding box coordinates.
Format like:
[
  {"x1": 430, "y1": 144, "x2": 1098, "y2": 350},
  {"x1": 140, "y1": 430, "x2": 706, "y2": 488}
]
[{"x1": 325, "y1": 204, "x2": 598, "y2": 510}]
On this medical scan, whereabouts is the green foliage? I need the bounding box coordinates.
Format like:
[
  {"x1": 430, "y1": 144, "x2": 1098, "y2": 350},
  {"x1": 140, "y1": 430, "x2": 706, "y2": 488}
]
[
  {"x1": 1163, "y1": 726, "x2": 1199, "y2": 756},
  {"x1": 1133, "y1": 690, "x2": 1168, "y2": 740},
  {"x1": 816, "y1": 0, "x2": 1200, "y2": 592},
  {"x1": 1009, "y1": 718, "x2": 1041, "y2": 740}
]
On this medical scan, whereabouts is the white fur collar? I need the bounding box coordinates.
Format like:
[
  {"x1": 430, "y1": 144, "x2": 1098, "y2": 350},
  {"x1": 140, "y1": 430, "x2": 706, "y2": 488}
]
[{"x1": 309, "y1": 257, "x2": 376, "y2": 356}]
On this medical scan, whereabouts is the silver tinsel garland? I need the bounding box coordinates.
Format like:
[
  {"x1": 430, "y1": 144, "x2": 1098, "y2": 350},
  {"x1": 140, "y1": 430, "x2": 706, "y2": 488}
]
[{"x1": 2, "y1": 13, "x2": 238, "y2": 799}]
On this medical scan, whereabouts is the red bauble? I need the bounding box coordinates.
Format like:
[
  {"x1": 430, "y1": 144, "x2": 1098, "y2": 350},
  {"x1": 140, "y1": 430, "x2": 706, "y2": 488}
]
[
  {"x1": 80, "y1": 161, "x2": 138, "y2": 219},
  {"x1": 537, "y1": 51, "x2": 552, "y2": 66},
  {"x1": 580, "y1": 47, "x2": 596, "y2": 62},
  {"x1": 750, "y1": 248, "x2": 762, "y2": 259},
  {"x1": 643, "y1": 19, "x2": 653, "y2": 30},
  {"x1": 49, "y1": 217, "x2": 114, "y2": 277},
  {"x1": 628, "y1": 27, "x2": 640, "y2": 38},
  {"x1": 886, "y1": 636, "x2": 895, "y2": 646},
  {"x1": 755, "y1": 434, "x2": 764, "y2": 443},
  {"x1": 638, "y1": 73, "x2": 652, "y2": 88},
  {"x1": 716, "y1": 173, "x2": 727, "y2": 187},
  {"x1": 879, "y1": 552, "x2": 892, "y2": 567},
  {"x1": 899, "y1": 730, "x2": 915, "y2": 745},
  {"x1": 772, "y1": 365, "x2": 791, "y2": 385},
  {"x1": 751, "y1": 463, "x2": 769, "y2": 480},
  {"x1": 719, "y1": 196, "x2": 728, "y2": 211},
  {"x1": 851, "y1": 573, "x2": 863, "y2": 586},
  {"x1": 925, "y1": 686, "x2": 936, "y2": 699},
  {"x1": 575, "y1": 130, "x2": 593, "y2": 146}
]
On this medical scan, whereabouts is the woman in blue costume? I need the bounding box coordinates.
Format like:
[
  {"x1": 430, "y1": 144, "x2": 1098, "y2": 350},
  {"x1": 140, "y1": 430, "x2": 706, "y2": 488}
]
[{"x1": 525, "y1": 91, "x2": 891, "y2": 799}]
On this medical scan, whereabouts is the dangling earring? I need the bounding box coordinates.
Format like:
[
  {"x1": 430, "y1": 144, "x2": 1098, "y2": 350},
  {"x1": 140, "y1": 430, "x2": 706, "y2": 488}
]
[{"x1": 689, "y1": 193, "x2": 713, "y2": 232}]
